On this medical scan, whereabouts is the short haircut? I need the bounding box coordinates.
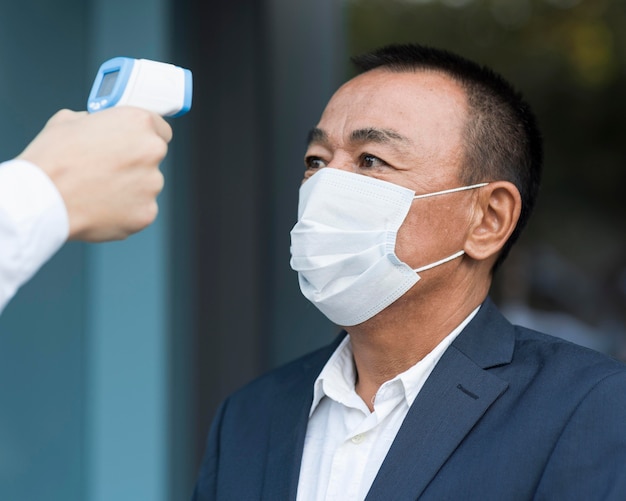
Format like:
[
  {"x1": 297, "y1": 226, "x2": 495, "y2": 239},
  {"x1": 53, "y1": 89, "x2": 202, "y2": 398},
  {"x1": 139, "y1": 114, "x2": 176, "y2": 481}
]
[{"x1": 352, "y1": 44, "x2": 543, "y2": 271}]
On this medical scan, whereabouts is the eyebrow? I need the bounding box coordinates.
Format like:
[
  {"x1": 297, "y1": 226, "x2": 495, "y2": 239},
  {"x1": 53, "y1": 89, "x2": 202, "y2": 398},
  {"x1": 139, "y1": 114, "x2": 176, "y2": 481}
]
[
  {"x1": 306, "y1": 127, "x2": 412, "y2": 148},
  {"x1": 350, "y1": 127, "x2": 410, "y2": 145},
  {"x1": 307, "y1": 127, "x2": 328, "y2": 146}
]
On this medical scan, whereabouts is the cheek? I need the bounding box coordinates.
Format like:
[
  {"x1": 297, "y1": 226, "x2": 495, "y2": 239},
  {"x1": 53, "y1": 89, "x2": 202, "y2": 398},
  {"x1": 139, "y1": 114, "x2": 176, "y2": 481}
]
[
  {"x1": 394, "y1": 206, "x2": 440, "y2": 265},
  {"x1": 394, "y1": 202, "x2": 467, "y2": 266}
]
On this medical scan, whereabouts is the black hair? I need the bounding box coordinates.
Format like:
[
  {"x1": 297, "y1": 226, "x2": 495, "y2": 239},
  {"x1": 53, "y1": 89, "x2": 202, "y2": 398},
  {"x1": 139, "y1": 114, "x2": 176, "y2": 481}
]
[{"x1": 352, "y1": 44, "x2": 543, "y2": 271}]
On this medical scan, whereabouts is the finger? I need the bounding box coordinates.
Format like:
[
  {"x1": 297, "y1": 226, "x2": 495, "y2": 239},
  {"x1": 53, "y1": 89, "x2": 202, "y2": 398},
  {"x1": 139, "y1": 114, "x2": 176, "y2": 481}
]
[
  {"x1": 151, "y1": 114, "x2": 173, "y2": 143},
  {"x1": 46, "y1": 109, "x2": 86, "y2": 127},
  {"x1": 102, "y1": 106, "x2": 173, "y2": 143}
]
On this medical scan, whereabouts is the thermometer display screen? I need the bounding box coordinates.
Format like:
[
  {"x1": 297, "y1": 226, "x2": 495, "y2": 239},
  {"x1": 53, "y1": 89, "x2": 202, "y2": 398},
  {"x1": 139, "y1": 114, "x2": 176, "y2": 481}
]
[{"x1": 97, "y1": 70, "x2": 120, "y2": 98}]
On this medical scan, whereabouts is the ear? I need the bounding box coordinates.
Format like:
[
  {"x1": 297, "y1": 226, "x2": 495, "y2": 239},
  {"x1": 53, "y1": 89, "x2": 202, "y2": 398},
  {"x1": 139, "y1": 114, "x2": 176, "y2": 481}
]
[{"x1": 464, "y1": 181, "x2": 522, "y2": 262}]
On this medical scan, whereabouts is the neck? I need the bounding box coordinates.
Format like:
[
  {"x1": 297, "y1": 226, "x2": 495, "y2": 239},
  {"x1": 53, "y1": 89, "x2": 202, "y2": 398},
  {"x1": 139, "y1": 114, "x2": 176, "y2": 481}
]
[{"x1": 347, "y1": 271, "x2": 489, "y2": 410}]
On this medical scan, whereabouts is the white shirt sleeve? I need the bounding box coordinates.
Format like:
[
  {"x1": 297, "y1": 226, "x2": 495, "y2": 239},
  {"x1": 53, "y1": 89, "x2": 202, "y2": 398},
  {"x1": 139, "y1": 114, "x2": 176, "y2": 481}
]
[{"x1": 0, "y1": 159, "x2": 69, "y2": 313}]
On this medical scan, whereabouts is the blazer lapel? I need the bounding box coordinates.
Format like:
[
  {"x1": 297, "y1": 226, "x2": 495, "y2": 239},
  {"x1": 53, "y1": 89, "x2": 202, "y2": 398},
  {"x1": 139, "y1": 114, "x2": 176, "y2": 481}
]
[
  {"x1": 366, "y1": 298, "x2": 515, "y2": 500},
  {"x1": 261, "y1": 335, "x2": 346, "y2": 500}
]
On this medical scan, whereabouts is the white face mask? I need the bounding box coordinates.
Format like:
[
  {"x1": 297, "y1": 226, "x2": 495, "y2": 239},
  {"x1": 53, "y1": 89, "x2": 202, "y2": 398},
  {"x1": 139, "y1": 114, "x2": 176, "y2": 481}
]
[{"x1": 289, "y1": 168, "x2": 487, "y2": 326}]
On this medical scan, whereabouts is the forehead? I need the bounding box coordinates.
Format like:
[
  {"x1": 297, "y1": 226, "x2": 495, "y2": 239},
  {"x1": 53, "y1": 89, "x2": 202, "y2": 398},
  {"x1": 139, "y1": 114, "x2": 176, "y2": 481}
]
[{"x1": 316, "y1": 68, "x2": 468, "y2": 158}]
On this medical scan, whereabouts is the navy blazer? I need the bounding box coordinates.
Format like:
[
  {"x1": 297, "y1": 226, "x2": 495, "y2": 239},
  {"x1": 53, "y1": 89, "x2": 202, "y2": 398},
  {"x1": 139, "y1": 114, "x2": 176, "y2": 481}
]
[{"x1": 193, "y1": 298, "x2": 626, "y2": 500}]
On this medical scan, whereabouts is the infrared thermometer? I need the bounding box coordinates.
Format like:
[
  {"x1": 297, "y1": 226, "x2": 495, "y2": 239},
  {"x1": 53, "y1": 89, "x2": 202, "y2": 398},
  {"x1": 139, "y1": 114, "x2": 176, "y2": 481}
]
[{"x1": 87, "y1": 57, "x2": 192, "y2": 117}]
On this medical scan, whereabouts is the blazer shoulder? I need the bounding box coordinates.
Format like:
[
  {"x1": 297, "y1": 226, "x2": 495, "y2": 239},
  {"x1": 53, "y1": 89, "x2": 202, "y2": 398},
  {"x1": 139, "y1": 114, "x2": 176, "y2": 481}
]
[
  {"x1": 512, "y1": 324, "x2": 626, "y2": 376},
  {"x1": 471, "y1": 297, "x2": 626, "y2": 379},
  {"x1": 488, "y1": 322, "x2": 626, "y2": 416}
]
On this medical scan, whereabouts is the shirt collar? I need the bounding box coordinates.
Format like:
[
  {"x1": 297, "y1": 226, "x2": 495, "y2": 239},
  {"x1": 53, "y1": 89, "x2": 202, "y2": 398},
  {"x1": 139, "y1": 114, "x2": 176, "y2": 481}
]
[
  {"x1": 310, "y1": 335, "x2": 355, "y2": 416},
  {"x1": 309, "y1": 305, "x2": 481, "y2": 416}
]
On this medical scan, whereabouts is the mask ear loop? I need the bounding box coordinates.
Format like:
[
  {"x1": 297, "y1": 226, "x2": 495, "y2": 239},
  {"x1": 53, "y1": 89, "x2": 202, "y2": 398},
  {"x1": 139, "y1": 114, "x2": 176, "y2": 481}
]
[
  {"x1": 414, "y1": 250, "x2": 465, "y2": 273},
  {"x1": 411, "y1": 182, "x2": 488, "y2": 273},
  {"x1": 412, "y1": 182, "x2": 489, "y2": 200}
]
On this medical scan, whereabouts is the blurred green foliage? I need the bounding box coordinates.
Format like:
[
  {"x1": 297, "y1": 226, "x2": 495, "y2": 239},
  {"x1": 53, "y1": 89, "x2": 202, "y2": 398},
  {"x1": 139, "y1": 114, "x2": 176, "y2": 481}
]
[{"x1": 346, "y1": 0, "x2": 626, "y2": 353}]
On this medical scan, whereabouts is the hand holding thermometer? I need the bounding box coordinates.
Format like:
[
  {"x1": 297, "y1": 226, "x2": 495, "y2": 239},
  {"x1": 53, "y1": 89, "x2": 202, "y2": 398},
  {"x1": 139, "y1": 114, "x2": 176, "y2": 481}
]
[{"x1": 87, "y1": 57, "x2": 192, "y2": 117}]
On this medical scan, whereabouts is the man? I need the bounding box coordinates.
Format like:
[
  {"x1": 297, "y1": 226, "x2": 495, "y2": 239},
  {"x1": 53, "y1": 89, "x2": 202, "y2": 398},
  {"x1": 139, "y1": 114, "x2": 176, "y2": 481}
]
[
  {"x1": 193, "y1": 44, "x2": 626, "y2": 499},
  {"x1": 0, "y1": 107, "x2": 171, "y2": 312}
]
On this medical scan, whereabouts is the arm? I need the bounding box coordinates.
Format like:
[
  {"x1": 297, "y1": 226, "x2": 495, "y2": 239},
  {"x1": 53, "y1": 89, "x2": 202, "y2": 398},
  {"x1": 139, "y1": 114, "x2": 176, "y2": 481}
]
[
  {"x1": 0, "y1": 159, "x2": 67, "y2": 311},
  {"x1": 0, "y1": 107, "x2": 172, "y2": 312}
]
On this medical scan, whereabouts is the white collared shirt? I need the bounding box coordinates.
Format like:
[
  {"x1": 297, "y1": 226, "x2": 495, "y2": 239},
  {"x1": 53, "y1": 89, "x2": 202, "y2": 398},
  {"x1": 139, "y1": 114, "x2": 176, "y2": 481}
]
[
  {"x1": 296, "y1": 307, "x2": 480, "y2": 501},
  {"x1": 0, "y1": 159, "x2": 68, "y2": 313}
]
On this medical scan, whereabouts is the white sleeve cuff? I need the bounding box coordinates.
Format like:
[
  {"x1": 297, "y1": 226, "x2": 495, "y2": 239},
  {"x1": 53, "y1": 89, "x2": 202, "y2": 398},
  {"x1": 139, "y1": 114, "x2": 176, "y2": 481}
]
[{"x1": 0, "y1": 158, "x2": 70, "y2": 312}]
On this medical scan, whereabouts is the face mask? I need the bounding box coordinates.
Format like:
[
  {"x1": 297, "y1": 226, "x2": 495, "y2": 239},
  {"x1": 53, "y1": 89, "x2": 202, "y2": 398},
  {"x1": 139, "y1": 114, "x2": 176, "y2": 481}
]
[{"x1": 289, "y1": 168, "x2": 487, "y2": 326}]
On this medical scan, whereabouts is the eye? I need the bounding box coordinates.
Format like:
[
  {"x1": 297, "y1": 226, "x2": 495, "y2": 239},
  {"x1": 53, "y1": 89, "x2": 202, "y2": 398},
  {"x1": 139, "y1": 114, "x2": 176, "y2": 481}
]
[
  {"x1": 305, "y1": 156, "x2": 327, "y2": 170},
  {"x1": 359, "y1": 153, "x2": 387, "y2": 169}
]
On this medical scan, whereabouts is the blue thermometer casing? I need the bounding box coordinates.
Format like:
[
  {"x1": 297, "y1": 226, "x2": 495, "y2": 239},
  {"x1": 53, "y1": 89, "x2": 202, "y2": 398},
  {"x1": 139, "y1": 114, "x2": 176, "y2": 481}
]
[{"x1": 87, "y1": 57, "x2": 192, "y2": 117}]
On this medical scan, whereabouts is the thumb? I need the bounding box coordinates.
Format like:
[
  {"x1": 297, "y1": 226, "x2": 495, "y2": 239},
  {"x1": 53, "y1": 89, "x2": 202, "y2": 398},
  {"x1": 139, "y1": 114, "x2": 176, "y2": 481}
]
[{"x1": 45, "y1": 109, "x2": 88, "y2": 127}]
